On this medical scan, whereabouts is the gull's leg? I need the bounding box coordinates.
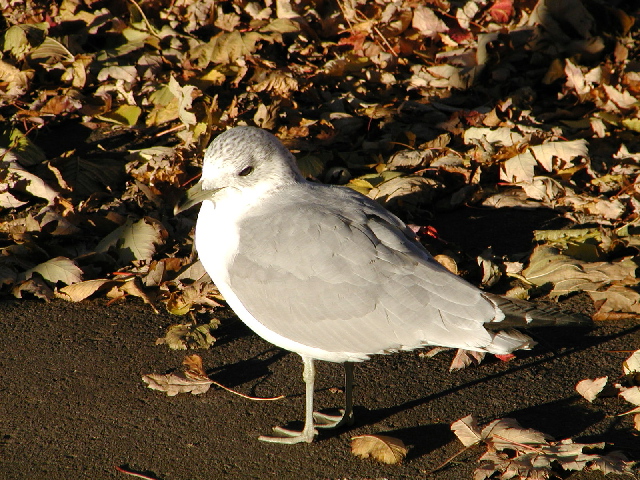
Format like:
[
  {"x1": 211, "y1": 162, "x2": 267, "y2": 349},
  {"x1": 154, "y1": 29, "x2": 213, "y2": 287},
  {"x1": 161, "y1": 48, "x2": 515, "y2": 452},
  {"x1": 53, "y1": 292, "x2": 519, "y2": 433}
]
[
  {"x1": 314, "y1": 362, "x2": 355, "y2": 429},
  {"x1": 259, "y1": 355, "x2": 318, "y2": 444}
]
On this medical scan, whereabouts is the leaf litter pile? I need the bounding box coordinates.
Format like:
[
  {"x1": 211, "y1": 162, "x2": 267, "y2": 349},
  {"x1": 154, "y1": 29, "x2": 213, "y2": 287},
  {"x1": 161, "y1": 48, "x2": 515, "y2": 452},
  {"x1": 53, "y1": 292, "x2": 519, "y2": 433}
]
[{"x1": 1, "y1": 0, "x2": 639, "y2": 476}]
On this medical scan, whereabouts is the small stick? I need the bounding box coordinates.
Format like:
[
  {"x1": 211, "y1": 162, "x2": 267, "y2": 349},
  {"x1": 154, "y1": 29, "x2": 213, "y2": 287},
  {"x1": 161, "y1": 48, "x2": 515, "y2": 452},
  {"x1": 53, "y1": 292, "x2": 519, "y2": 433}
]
[
  {"x1": 115, "y1": 465, "x2": 160, "y2": 480},
  {"x1": 210, "y1": 378, "x2": 285, "y2": 401}
]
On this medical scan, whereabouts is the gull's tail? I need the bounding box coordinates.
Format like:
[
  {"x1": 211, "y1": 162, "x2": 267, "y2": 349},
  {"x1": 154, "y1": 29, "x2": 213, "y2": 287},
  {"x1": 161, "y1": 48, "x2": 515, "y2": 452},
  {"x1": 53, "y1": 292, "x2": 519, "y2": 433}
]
[
  {"x1": 475, "y1": 293, "x2": 591, "y2": 354},
  {"x1": 484, "y1": 293, "x2": 592, "y2": 329}
]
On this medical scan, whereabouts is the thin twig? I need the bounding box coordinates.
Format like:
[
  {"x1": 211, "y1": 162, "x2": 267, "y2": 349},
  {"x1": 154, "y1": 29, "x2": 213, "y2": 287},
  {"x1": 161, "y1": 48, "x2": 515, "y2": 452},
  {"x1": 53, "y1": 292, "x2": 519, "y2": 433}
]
[
  {"x1": 335, "y1": 0, "x2": 354, "y2": 31},
  {"x1": 210, "y1": 378, "x2": 285, "y2": 401},
  {"x1": 427, "y1": 445, "x2": 474, "y2": 475},
  {"x1": 371, "y1": 24, "x2": 397, "y2": 57},
  {"x1": 115, "y1": 465, "x2": 160, "y2": 480},
  {"x1": 492, "y1": 434, "x2": 547, "y2": 454},
  {"x1": 155, "y1": 124, "x2": 186, "y2": 137},
  {"x1": 126, "y1": 0, "x2": 160, "y2": 37}
]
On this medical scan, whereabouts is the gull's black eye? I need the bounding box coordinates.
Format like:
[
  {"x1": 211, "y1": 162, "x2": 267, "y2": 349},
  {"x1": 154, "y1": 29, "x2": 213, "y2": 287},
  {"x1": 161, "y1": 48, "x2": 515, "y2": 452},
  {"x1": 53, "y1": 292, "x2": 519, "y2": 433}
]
[{"x1": 239, "y1": 166, "x2": 254, "y2": 176}]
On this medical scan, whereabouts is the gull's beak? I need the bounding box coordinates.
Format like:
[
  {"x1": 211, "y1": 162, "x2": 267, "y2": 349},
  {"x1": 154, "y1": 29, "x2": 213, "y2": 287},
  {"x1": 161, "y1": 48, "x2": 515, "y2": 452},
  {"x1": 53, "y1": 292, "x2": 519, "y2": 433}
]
[{"x1": 174, "y1": 182, "x2": 220, "y2": 215}]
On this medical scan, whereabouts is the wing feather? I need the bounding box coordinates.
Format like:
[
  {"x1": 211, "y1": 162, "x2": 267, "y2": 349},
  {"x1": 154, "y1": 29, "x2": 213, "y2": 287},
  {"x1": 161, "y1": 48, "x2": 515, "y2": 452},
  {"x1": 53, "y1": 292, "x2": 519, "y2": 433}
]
[{"x1": 228, "y1": 184, "x2": 499, "y2": 355}]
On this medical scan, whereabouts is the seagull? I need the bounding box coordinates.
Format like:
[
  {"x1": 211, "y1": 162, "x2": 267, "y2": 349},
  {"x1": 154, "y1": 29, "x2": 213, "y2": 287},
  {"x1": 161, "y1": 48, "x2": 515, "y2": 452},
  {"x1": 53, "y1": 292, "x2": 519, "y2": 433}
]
[{"x1": 176, "y1": 126, "x2": 590, "y2": 444}]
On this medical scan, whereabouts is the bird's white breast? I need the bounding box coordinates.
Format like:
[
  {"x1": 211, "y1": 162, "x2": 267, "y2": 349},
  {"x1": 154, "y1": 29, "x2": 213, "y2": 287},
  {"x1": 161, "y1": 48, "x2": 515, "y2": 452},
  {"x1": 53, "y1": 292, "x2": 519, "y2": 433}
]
[
  {"x1": 195, "y1": 186, "x2": 369, "y2": 362},
  {"x1": 195, "y1": 199, "x2": 240, "y2": 286}
]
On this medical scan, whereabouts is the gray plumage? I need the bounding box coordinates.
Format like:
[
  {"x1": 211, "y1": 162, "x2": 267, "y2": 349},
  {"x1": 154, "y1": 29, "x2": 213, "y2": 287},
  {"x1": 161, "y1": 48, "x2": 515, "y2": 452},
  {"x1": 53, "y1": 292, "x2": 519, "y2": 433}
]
[{"x1": 177, "y1": 126, "x2": 589, "y2": 444}]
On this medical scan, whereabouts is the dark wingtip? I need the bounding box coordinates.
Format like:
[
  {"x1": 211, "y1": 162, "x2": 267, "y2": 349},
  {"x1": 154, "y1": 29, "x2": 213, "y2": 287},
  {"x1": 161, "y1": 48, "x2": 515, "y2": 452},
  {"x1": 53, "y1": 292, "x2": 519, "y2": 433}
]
[{"x1": 484, "y1": 293, "x2": 593, "y2": 329}]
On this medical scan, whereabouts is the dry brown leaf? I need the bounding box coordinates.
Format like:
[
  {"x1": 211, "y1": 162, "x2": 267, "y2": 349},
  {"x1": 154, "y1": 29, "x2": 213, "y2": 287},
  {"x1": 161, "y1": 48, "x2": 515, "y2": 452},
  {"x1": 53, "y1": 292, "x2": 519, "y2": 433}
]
[
  {"x1": 23, "y1": 256, "x2": 83, "y2": 286},
  {"x1": 450, "y1": 415, "x2": 634, "y2": 479},
  {"x1": 142, "y1": 372, "x2": 213, "y2": 396},
  {"x1": 165, "y1": 281, "x2": 222, "y2": 315},
  {"x1": 367, "y1": 175, "x2": 440, "y2": 210},
  {"x1": 449, "y1": 349, "x2": 485, "y2": 371},
  {"x1": 619, "y1": 387, "x2": 640, "y2": 408},
  {"x1": 623, "y1": 350, "x2": 640, "y2": 375},
  {"x1": 351, "y1": 434, "x2": 407, "y2": 464},
  {"x1": 106, "y1": 278, "x2": 158, "y2": 313},
  {"x1": 155, "y1": 318, "x2": 220, "y2": 350},
  {"x1": 463, "y1": 127, "x2": 526, "y2": 147},
  {"x1": 564, "y1": 59, "x2": 591, "y2": 97},
  {"x1": 182, "y1": 354, "x2": 209, "y2": 380},
  {"x1": 56, "y1": 279, "x2": 115, "y2": 302},
  {"x1": 523, "y1": 245, "x2": 637, "y2": 299},
  {"x1": 451, "y1": 414, "x2": 483, "y2": 447},
  {"x1": 481, "y1": 417, "x2": 552, "y2": 450},
  {"x1": 575, "y1": 376, "x2": 608, "y2": 402},
  {"x1": 412, "y1": 5, "x2": 448, "y2": 38},
  {"x1": 434, "y1": 254, "x2": 458, "y2": 274},
  {"x1": 143, "y1": 355, "x2": 284, "y2": 401},
  {"x1": 11, "y1": 277, "x2": 54, "y2": 301}
]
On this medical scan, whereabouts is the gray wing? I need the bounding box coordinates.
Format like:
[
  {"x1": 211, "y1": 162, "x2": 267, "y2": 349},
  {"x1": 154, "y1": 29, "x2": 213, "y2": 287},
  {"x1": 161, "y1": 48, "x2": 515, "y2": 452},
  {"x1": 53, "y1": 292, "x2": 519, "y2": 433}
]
[{"x1": 228, "y1": 184, "x2": 510, "y2": 356}]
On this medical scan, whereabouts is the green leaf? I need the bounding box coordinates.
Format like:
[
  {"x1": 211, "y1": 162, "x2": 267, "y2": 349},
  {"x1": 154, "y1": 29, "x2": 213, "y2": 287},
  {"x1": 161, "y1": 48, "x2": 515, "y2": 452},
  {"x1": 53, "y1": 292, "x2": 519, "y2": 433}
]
[
  {"x1": 622, "y1": 118, "x2": 640, "y2": 133},
  {"x1": 0, "y1": 128, "x2": 46, "y2": 167},
  {"x1": 96, "y1": 105, "x2": 141, "y2": 126}
]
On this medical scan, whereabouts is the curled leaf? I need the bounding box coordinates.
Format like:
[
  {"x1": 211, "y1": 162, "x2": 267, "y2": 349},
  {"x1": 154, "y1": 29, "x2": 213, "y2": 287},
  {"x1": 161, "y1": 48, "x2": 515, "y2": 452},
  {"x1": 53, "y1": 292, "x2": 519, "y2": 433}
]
[
  {"x1": 23, "y1": 256, "x2": 83, "y2": 285},
  {"x1": 155, "y1": 319, "x2": 220, "y2": 350},
  {"x1": 142, "y1": 372, "x2": 213, "y2": 396},
  {"x1": 575, "y1": 376, "x2": 608, "y2": 402},
  {"x1": 56, "y1": 279, "x2": 115, "y2": 302},
  {"x1": 451, "y1": 414, "x2": 483, "y2": 446},
  {"x1": 622, "y1": 349, "x2": 640, "y2": 375},
  {"x1": 351, "y1": 434, "x2": 407, "y2": 464}
]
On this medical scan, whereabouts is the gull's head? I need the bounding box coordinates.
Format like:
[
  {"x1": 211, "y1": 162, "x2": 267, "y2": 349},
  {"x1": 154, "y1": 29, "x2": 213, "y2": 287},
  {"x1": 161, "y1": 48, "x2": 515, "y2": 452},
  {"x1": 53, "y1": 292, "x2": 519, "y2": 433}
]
[{"x1": 175, "y1": 126, "x2": 305, "y2": 214}]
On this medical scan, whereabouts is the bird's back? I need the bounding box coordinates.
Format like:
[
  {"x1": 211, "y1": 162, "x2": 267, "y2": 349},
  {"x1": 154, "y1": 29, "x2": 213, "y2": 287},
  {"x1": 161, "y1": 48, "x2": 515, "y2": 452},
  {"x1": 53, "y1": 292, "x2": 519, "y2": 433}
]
[{"x1": 221, "y1": 182, "x2": 555, "y2": 362}]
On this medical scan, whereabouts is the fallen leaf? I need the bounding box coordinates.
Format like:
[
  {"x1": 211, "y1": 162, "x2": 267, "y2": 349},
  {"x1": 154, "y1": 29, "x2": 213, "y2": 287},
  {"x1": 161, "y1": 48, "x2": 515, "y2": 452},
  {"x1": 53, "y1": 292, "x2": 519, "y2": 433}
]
[
  {"x1": 451, "y1": 414, "x2": 483, "y2": 447},
  {"x1": 412, "y1": 5, "x2": 448, "y2": 38},
  {"x1": 619, "y1": 387, "x2": 640, "y2": 407},
  {"x1": 367, "y1": 175, "x2": 441, "y2": 210},
  {"x1": 522, "y1": 245, "x2": 637, "y2": 299},
  {"x1": 489, "y1": 0, "x2": 514, "y2": 23},
  {"x1": 576, "y1": 376, "x2": 608, "y2": 402},
  {"x1": 463, "y1": 127, "x2": 526, "y2": 148},
  {"x1": 96, "y1": 105, "x2": 141, "y2": 126},
  {"x1": 450, "y1": 415, "x2": 634, "y2": 479},
  {"x1": 142, "y1": 372, "x2": 213, "y2": 396},
  {"x1": 23, "y1": 256, "x2": 83, "y2": 286},
  {"x1": 56, "y1": 279, "x2": 115, "y2": 302},
  {"x1": 182, "y1": 354, "x2": 209, "y2": 380},
  {"x1": 96, "y1": 217, "x2": 165, "y2": 265},
  {"x1": 11, "y1": 276, "x2": 54, "y2": 301},
  {"x1": 165, "y1": 281, "x2": 222, "y2": 315},
  {"x1": 481, "y1": 417, "x2": 552, "y2": 450},
  {"x1": 155, "y1": 318, "x2": 220, "y2": 350},
  {"x1": 500, "y1": 139, "x2": 589, "y2": 184},
  {"x1": 434, "y1": 254, "x2": 458, "y2": 274},
  {"x1": 623, "y1": 349, "x2": 640, "y2": 374},
  {"x1": 450, "y1": 349, "x2": 485, "y2": 371},
  {"x1": 106, "y1": 278, "x2": 158, "y2": 313},
  {"x1": 351, "y1": 434, "x2": 407, "y2": 464},
  {"x1": 590, "y1": 283, "x2": 640, "y2": 320},
  {"x1": 168, "y1": 76, "x2": 197, "y2": 127}
]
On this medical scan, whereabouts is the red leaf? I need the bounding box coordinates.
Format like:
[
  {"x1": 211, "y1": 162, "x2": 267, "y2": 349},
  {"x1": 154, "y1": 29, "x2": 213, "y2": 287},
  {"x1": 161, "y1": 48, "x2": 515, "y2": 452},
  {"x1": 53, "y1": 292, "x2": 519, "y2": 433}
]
[
  {"x1": 495, "y1": 353, "x2": 516, "y2": 362},
  {"x1": 489, "y1": 0, "x2": 514, "y2": 23}
]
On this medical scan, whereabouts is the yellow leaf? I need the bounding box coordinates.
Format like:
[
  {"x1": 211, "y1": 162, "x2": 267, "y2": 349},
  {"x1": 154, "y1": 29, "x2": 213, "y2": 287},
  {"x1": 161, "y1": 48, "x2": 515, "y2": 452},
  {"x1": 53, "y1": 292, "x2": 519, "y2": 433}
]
[
  {"x1": 622, "y1": 118, "x2": 640, "y2": 133},
  {"x1": 351, "y1": 434, "x2": 407, "y2": 464},
  {"x1": 96, "y1": 105, "x2": 141, "y2": 126}
]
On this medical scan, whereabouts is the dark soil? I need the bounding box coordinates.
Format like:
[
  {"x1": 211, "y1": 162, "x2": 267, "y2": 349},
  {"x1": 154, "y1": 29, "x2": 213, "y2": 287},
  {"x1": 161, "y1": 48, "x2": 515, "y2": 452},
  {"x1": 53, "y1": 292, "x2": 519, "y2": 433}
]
[{"x1": 1, "y1": 207, "x2": 639, "y2": 480}]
